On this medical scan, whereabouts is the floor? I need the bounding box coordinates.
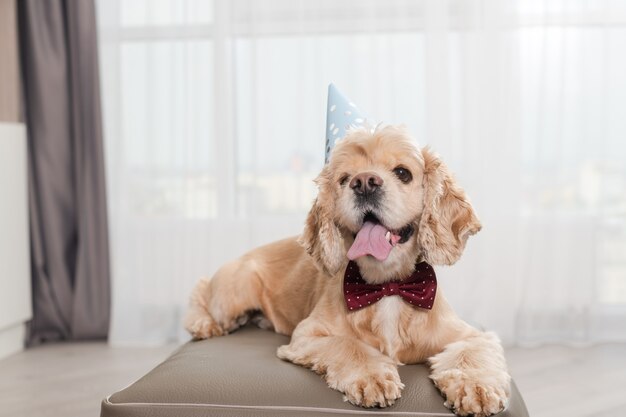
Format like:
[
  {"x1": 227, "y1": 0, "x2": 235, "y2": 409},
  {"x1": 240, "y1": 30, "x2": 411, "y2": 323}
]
[
  {"x1": 0, "y1": 342, "x2": 175, "y2": 417},
  {"x1": 506, "y1": 343, "x2": 626, "y2": 417},
  {"x1": 0, "y1": 340, "x2": 625, "y2": 417}
]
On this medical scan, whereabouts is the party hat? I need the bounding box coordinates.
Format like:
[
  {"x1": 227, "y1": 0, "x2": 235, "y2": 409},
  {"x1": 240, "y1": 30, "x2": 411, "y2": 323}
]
[{"x1": 325, "y1": 84, "x2": 367, "y2": 163}]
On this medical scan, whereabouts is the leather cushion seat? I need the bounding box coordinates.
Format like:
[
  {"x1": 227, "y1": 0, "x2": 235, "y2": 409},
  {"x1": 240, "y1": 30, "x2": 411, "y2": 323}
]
[{"x1": 101, "y1": 325, "x2": 529, "y2": 417}]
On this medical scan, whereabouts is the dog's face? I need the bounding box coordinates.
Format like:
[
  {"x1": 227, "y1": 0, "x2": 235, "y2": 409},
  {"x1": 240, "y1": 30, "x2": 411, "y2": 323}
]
[{"x1": 300, "y1": 126, "x2": 481, "y2": 282}]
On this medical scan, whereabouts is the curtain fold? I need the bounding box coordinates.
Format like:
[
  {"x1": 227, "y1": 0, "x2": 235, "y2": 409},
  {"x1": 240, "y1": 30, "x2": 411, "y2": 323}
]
[{"x1": 19, "y1": 0, "x2": 110, "y2": 344}]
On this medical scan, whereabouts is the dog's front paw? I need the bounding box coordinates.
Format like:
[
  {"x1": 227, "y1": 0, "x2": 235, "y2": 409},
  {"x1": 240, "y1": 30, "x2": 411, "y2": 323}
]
[
  {"x1": 431, "y1": 369, "x2": 510, "y2": 417},
  {"x1": 330, "y1": 364, "x2": 404, "y2": 408}
]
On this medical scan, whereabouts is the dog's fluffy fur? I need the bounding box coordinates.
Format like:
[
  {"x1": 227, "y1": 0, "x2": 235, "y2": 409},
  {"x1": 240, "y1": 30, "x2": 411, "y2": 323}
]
[{"x1": 185, "y1": 126, "x2": 511, "y2": 416}]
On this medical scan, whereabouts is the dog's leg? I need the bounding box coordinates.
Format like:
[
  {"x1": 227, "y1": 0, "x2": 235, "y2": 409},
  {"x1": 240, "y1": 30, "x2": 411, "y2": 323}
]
[
  {"x1": 277, "y1": 321, "x2": 404, "y2": 408},
  {"x1": 428, "y1": 331, "x2": 511, "y2": 417},
  {"x1": 184, "y1": 259, "x2": 263, "y2": 339}
]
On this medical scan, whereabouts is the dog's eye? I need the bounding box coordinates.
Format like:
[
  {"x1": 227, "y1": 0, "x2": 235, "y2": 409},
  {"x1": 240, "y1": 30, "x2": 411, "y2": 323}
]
[
  {"x1": 339, "y1": 174, "x2": 350, "y2": 186},
  {"x1": 393, "y1": 166, "x2": 412, "y2": 183}
]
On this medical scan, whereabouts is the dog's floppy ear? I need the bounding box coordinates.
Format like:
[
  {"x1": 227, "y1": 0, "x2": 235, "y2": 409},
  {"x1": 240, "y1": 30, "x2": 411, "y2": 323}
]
[
  {"x1": 417, "y1": 147, "x2": 481, "y2": 265},
  {"x1": 299, "y1": 166, "x2": 345, "y2": 275}
]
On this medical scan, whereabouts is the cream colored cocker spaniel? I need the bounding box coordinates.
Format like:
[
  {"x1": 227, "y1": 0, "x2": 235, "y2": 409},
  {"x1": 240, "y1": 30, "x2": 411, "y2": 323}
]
[{"x1": 185, "y1": 126, "x2": 511, "y2": 417}]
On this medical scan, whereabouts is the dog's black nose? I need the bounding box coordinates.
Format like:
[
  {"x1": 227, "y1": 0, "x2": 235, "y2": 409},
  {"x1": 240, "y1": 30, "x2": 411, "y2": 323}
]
[{"x1": 350, "y1": 172, "x2": 383, "y2": 196}]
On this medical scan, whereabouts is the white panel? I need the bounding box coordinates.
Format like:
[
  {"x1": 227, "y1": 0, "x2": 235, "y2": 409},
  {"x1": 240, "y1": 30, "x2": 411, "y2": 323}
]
[
  {"x1": 0, "y1": 123, "x2": 31, "y2": 340},
  {"x1": 0, "y1": 322, "x2": 26, "y2": 359}
]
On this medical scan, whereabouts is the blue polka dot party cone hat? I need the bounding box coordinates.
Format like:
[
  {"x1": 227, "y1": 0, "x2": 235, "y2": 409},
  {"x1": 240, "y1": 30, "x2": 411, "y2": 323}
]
[{"x1": 325, "y1": 84, "x2": 368, "y2": 163}]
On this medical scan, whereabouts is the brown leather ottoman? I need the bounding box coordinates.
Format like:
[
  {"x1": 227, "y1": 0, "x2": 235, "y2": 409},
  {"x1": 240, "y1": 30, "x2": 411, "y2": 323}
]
[{"x1": 101, "y1": 325, "x2": 529, "y2": 417}]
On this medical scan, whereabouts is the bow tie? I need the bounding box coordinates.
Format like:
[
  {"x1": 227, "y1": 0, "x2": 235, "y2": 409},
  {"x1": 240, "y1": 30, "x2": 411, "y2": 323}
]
[{"x1": 343, "y1": 261, "x2": 437, "y2": 311}]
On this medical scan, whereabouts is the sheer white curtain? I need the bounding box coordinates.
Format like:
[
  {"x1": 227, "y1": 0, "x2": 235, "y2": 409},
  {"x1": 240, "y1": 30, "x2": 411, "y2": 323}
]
[{"x1": 96, "y1": 0, "x2": 626, "y2": 345}]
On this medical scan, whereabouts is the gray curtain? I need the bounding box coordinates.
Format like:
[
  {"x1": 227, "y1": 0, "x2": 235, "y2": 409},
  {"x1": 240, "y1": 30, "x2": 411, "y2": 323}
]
[{"x1": 18, "y1": 0, "x2": 110, "y2": 344}]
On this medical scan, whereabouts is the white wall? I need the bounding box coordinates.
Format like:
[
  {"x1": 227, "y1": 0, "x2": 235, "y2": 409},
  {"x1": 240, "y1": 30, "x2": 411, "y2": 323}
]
[{"x1": 0, "y1": 123, "x2": 31, "y2": 358}]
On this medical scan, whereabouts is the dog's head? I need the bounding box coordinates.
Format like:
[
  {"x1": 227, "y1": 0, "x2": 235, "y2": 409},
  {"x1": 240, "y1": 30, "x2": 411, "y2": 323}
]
[{"x1": 300, "y1": 126, "x2": 481, "y2": 282}]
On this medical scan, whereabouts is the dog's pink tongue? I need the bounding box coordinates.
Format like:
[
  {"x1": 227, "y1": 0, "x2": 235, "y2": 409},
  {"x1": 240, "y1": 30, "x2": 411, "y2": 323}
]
[{"x1": 347, "y1": 221, "x2": 393, "y2": 261}]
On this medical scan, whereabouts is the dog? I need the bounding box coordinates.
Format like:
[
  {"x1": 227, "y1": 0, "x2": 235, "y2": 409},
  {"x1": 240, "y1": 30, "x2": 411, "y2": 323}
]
[{"x1": 185, "y1": 126, "x2": 511, "y2": 416}]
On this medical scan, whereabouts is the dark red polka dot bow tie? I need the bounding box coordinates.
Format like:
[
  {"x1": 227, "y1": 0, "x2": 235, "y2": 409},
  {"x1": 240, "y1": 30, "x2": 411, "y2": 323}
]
[{"x1": 343, "y1": 260, "x2": 437, "y2": 311}]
